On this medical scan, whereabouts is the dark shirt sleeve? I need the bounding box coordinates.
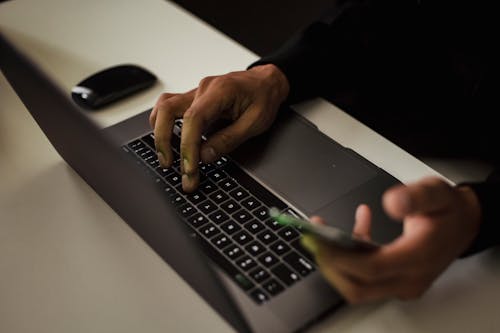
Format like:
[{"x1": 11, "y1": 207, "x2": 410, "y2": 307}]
[
  {"x1": 459, "y1": 171, "x2": 500, "y2": 257},
  {"x1": 248, "y1": 0, "x2": 423, "y2": 104}
]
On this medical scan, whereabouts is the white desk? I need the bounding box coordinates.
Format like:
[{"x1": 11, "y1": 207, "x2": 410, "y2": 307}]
[{"x1": 1, "y1": 1, "x2": 499, "y2": 332}]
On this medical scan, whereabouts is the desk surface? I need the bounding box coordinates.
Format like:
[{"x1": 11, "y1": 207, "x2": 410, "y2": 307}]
[{"x1": 1, "y1": 1, "x2": 499, "y2": 332}]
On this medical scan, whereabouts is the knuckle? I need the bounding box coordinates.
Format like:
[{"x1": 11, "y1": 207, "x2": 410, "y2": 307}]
[
  {"x1": 155, "y1": 98, "x2": 175, "y2": 112},
  {"x1": 156, "y1": 92, "x2": 175, "y2": 105},
  {"x1": 212, "y1": 76, "x2": 237, "y2": 93},
  {"x1": 198, "y1": 76, "x2": 216, "y2": 89}
]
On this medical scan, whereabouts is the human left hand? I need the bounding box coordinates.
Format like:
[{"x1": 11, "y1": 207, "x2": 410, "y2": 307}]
[{"x1": 301, "y1": 176, "x2": 481, "y2": 304}]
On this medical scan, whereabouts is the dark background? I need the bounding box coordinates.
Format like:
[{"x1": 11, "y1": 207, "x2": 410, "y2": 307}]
[{"x1": 171, "y1": 0, "x2": 335, "y2": 56}]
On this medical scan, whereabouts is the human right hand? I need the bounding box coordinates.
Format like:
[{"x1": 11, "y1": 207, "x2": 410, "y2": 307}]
[
  {"x1": 149, "y1": 64, "x2": 289, "y2": 192},
  {"x1": 301, "y1": 176, "x2": 482, "y2": 304}
]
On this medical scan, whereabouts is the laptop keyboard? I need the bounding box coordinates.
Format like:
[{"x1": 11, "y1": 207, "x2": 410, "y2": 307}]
[{"x1": 121, "y1": 120, "x2": 316, "y2": 305}]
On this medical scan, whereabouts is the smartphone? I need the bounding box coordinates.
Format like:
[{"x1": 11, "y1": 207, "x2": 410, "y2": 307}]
[{"x1": 269, "y1": 207, "x2": 379, "y2": 251}]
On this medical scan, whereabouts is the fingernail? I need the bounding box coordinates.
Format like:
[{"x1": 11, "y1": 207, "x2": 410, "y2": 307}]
[
  {"x1": 182, "y1": 174, "x2": 191, "y2": 191},
  {"x1": 201, "y1": 146, "x2": 217, "y2": 163},
  {"x1": 301, "y1": 235, "x2": 319, "y2": 255},
  {"x1": 182, "y1": 173, "x2": 197, "y2": 192},
  {"x1": 157, "y1": 151, "x2": 168, "y2": 166},
  {"x1": 183, "y1": 158, "x2": 190, "y2": 174},
  {"x1": 394, "y1": 188, "x2": 412, "y2": 213}
]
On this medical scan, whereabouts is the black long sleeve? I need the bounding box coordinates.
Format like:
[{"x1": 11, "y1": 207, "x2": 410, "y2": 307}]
[{"x1": 249, "y1": 0, "x2": 500, "y2": 256}]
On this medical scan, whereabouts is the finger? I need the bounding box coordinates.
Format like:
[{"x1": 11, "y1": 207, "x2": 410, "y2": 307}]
[
  {"x1": 313, "y1": 245, "x2": 401, "y2": 304},
  {"x1": 200, "y1": 107, "x2": 260, "y2": 163},
  {"x1": 150, "y1": 93, "x2": 176, "y2": 129},
  {"x1": 153, "y1": 93, "x2": 193, "y2": 167},
  {"x1": 180, "y1": 107, "x2": 205, "y2": 192},
  {"x1": 309, "y1": 216, "x2": 326, "y2": 225},
  {"x1": 383, "y1": 176, "x2": 454, "y2": 220},
  {"x1": 353, "y1": 204, "x2": 372, "y2": 241},
  {"x1": 180, "y1": 83, "x2": 237, "y2": 190}
]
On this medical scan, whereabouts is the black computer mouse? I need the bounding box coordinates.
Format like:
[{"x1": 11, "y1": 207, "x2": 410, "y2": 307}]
[{"x1": 71, "y1": 64, "x2": 157, "y2": 110}]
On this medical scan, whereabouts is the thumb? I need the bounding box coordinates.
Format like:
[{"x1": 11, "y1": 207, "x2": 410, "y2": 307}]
[
  {"x1": 200, "y1": 105, "x2": 262, "y2": 163},
  {"x1": 382, "y1": 176, "x2": 454, "y2": 220},
  {"x1": 200, "y1": 122, "x2": 251, "y2": 163}
]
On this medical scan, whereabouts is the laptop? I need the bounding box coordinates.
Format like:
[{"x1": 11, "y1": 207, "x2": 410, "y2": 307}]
[{"x1": 0, "y1": 33, "x2": 402, "y2": 333}]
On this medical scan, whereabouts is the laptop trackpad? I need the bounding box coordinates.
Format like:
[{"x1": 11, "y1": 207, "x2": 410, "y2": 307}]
[{"x1": 231, "y1": 112, "x2": 378, "y2": 215}]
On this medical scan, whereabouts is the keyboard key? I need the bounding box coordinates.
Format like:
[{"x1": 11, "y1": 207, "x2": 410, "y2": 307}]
[
  {"x1": 156, "y1": 166, "x2": 174, "y2": 177},
  {"x1": 163, "y1": 185, "x2": 175, "y2": 197},
  {"x1": 186, "y1": 192, "x2": 206, "y2": 205},
  {"x1": 219, "y1": 179, "x2": 238, "y2": 192},
  {"x1": 252, "y1": 206, "x2": 270, "y2": 221},
  {"x1": 223, "y1": 244, "x2": 244, "y2": 259},
  {"x1": 250, "y1": 288, "x2": 269, "y2": 304},
  {"x1": 170, "y1": 132, "x2": 181, "y2": 151},
  {"x1": 174, "y1": 118, "x2": 183, "y2": 129},
  {"x1": 178, "y1": 203, "x2": 195, "y2": 218},
  {"x1": 207, "y1": 170, "x2": 227, "y2": 182},
  {"x1": 208, "y1": 210, "x2": 229, "y2": 224},
  {"x1": 166, "y1": 172, "x2": 182, "y2": 186},
  {"x1": 256, "y1": 230, "x2": 278, "y2": 245},
  {"x1": 241, "y1": 196, "x2": 261, "y2": 211},
  {"x1": 236, "y1": 256, "x2": 257, "y2": 271},
  {"x1": 278, "y1": 227, "x2": 300, "y2": 242},
  {"x1": 271, "y1": 264, "x2": 301, "y2": 286},
  {"x1": 264, "y1": 218, "x2": 284, "y2": 231},
  {"x1": 139, "y1": 148, "x2": 154, "y2": 160},
  {"x1": 213, "y1": 156, "x2": 228, "y2": 168},
  {"x1": 262, "y1": 278, "x2": 284, "y2": 296},
  {"x1": 128, "y1": 139, "x2": 144, "y2": 150},
  {"x1": 283, "y1": 252, "x2": 315, "y2": 277},
  {"x1": 245, "y1": 241, "x2": 266, "y2": 257},
  {"x1": 221, "y1": 200, "x2": 241, "y2": 214},
  {"x1": 187, "y1": 213, "x2": 208, "y2": 228},
  {"x1": 220, "y1": 221, "x2": 241, "y2": 235},
  {"x1": 200, "y1": 180, "x2": 217, "y2": 194},
  {"x1": 229, "y1": 187, "x2": 249, "y2": 201},
  {"x1": 232, "y1": 209, "x2": 252, "y2": 224},
  {"x1": 244, "y1": 220, "x2": 265, "y2": 234},
  {"x1": 211, "y1": 234, "x2": 232, "y2": 250},
  {"x1": 199, "y1": 163, "x2": 215, "y2": 175},
  {"x1": 258, "y1": 252, "x2": 279, "y2": 268},
  {"x1": 209, "y1": 190, "x2": 230, "y2": 205},
  {"x1": 249, "y1": 267, "x2": 270, "y2": 283},
  {"x1": 233, "y1": 230, "x2": 253, "y2": 246},
  {"x1": 170, "y1": 193, "x2": 186, "y2": 206},
  {"x1": 141, "y1": 133, "x2": 156, "y2": 149},
  {"x1": 199, "y1": 222, "x2": 220, "y2": 239},
  {"x1": 198, "y1": 200, "x2": 217, "y2": 215},
  {"x1": 148, "y1": 159, "x2": 160, "y2": 169},
  {"x1": 269, "y1": 240, "x2": 291, "y2": 256}
]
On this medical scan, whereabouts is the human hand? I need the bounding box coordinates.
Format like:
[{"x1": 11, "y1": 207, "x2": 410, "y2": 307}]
[
  {"x1": 149, "y1": 64, "x2": 289, "y2": 192},
  {"x1": 301, "y1": 176, "x2": 481, "y2": 304}
]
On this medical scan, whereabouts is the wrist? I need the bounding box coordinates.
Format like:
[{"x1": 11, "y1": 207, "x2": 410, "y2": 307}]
[{"x1": 249, "y1": 64, "x2": 290, "y2": 103}]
